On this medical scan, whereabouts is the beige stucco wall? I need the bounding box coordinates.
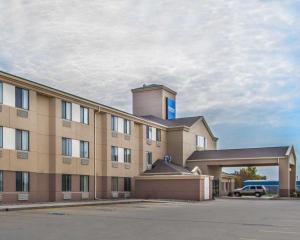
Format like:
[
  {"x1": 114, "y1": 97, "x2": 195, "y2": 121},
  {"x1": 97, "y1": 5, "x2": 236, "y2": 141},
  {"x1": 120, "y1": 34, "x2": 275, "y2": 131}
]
[
  {"x1": 167, "y1": 119, "x2": 217, "y2": 167},
  {"x1": 132, "y1": 87, "x2": 176, "y2": 119}
]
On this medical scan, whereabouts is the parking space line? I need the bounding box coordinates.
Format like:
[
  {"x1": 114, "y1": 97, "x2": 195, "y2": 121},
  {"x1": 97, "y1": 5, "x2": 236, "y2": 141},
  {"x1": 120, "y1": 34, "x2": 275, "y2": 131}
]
[{"x1": 259, "y1": 230, "x2": 300, "y2": 235}]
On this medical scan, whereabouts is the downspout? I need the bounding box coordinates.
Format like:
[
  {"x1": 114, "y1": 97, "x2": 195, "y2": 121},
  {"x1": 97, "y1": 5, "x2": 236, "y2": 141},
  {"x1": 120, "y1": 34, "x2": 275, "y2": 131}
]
[{"x1": 94, "y1": 106, "x2": 101, "y2": 200}]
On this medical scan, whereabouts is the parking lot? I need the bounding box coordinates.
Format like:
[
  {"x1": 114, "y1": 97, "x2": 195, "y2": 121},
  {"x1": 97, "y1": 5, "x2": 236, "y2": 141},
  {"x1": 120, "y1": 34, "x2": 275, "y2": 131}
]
[{"x1": 0, "y1": 199, "x2": 300, "y2": 240}]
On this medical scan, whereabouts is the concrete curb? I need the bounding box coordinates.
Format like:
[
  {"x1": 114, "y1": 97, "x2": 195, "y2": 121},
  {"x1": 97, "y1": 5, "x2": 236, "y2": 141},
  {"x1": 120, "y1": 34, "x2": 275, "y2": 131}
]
[{"x1": 0, "y1": 199, "x2": 166, "y2": 212}]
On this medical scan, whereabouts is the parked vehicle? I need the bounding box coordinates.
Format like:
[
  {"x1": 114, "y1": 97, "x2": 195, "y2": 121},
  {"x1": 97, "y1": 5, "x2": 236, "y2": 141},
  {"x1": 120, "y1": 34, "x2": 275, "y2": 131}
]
[{"x1": 233, "y1": 185, "x2": 266, "y2": 197}]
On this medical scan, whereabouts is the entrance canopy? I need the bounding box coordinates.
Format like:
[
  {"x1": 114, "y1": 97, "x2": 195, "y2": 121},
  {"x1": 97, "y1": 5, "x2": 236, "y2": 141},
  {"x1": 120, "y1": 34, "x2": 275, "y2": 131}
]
[{"x1": 186, "y1": 146, "x2": 296, "y2": 197}]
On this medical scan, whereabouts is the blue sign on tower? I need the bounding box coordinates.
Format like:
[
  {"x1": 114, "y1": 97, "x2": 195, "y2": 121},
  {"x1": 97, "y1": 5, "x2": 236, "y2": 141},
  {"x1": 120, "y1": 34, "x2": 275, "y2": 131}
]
[{"x1": 166, "y1": 97, "x2": 176, "y2": 120}]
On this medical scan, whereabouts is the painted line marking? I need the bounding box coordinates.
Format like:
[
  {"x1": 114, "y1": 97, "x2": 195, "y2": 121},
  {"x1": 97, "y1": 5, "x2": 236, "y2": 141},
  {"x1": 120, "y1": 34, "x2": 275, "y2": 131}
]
[
  {"x1": 259, "y1": 230, "x2": 300, "y2": 235},
  {"x1": 240, "y1": 238, "x2": 257, "y2": 240}
]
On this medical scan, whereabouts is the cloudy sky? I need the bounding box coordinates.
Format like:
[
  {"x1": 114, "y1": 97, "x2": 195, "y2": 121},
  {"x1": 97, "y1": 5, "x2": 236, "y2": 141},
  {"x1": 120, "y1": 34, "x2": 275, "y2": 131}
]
[{"x1": 0, "y1": 0, "x2": 299, "y2": 179}]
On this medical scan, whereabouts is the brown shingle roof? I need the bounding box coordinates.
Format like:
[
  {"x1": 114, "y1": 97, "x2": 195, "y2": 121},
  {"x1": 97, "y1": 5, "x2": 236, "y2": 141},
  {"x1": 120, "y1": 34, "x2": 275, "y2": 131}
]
[
  {"x1": 187, "y1": 146, "x2": 289, "y2": 160},
  {"x1": 144, "y1": 159, "x2": 192, "y2": 175},
  {"x1": 141, "y1": 115, "x2": 203, "y2": 127}
]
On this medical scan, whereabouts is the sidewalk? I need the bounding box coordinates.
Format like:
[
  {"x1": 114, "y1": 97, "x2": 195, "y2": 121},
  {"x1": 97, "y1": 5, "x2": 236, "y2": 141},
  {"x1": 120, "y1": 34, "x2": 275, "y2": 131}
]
[{"x1": 0, "y1": 199, "x2": 152, "y2": 212}]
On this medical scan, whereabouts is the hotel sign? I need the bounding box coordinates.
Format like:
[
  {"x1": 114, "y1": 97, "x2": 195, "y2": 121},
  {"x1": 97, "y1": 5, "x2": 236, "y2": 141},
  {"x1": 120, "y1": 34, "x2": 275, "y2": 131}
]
[{"x1": 166, "y1": 97, "x2": 176, "y2": 120}]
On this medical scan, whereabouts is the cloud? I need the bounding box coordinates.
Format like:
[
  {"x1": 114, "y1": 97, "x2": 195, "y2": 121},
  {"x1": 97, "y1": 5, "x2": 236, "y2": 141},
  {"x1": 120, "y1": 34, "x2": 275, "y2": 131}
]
[{"x1": 0, "y1": 0, "x2": 299, "y2": 128}]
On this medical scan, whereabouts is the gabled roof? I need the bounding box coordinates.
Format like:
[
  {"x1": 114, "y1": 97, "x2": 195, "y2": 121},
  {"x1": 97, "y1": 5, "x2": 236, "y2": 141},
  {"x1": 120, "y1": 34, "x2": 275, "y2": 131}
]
[
  {"x1": 187, "y1": 146, "x2": 290, "y2": 161},
  {"x1": 141, "y1": 115, "x2": 218, "y2": 141},
  {"x1": 144, "y1": 159, "x2": 192, "y2": 175}
]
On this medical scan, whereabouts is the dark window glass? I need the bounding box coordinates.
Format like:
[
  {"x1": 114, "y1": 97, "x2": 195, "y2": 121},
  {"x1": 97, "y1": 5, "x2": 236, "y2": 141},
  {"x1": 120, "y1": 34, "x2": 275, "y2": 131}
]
[
  {"x1": 0, "y1": 171, "x2": 3, "y2": 192},
  {"x1": 257, "y1": 186, "x2": 263, "y2": 189},
  {"x1": 62, "y1": 138, "x2": 72, "y2": 156},
  {"x1": 124, "y1": 148, "x2": 131, "y2": 163},
  {"x1": 16, "y1": 172, "x2": 29, "y2": 192},
  {"x1": 250, "y1": 186, "x2": 256, "y2": 190},
  {"x1": 80, "y1": 175, "x2": 89, "y2": 192},
  {"x1": 111, "y1": 116, "x2": 118, "y2": 131},
  {"x1": 80, "y1": 106, "x2": 89, "y2": 124},
  {"x1": 62, "y1": 174, "x2": 72, "y2": 192},
  {"x1": 124, "y1": 119, "x2": 131, "y2": 134},
  {"x1": 0, "y1": 82, "x2": 3, "y2": 104},
  {"x1": 146, "y1": 126, "x2": 152, "y2": 139},
  {"x1": 156, "y1": 129, "x2": 161, "y2": 142},
  {"x1": 62, "y1": 101, "x2": 72, "y2": 120},
  {"x1": 124, "y1": 177, "x2": 131, "y2": 192},
  {"x1": 16, "y1": 129, "x2": 29, "y2": 151},
  {"x1": 80, "y1": 141, "x2": 89, "y2": 158},
  {"x1": 15, "y1": 87, "x2": 29, "y2": 110},
  {"x1": 146, "y1": 152, "x2": 152, "y2": 165},
  {"x1": 0, "y1": 127, "x2": 3, "y2": 148},
  {"x1": 111, "y1": 146, "x2": 118, "y2": 162},
  {"x1": 111, "y1": 177, "x2": 118, "y2": 191}
]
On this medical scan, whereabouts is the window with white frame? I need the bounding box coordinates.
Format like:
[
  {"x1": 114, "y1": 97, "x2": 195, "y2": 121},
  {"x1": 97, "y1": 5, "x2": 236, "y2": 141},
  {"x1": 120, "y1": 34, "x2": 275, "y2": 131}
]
[
  {"x1": 124, "y1": 119, "x2": 131, "y2": 134},
  {"x1": 146, "y1": 151, "x2": 152, "y2": 165},
  {"x1": 16, "y1": 172, "x2": 29, "y2": 192},
  {"x1": 80, "y1": 141, "x2": 89, "y2": 158},
  {"x1": 62, "y1": 174, "x2": 72, "y2": 192},
  {"x1": 124, "y1": 148, "x2": 131, "y2": 163},
  {"x1": 80, "y1": 106, "x2": 89, "y2": 124},
  {"x1": 111, "y1": 177, "x2": 118, "y2": 192},
  {"x1": 146, "y1": 126, "x2": 152, "y2": 139},
  {"x1": 0, "y1": 170, "x2": 3, "y2": 192},
  {"x1": 62, "y1": 137, "x2": 72, "y2": 156},
  {"x1": 15, "y1": 87, "x2": 29, "y2": 110},
  {"x1": 196, "y1": 135, "x2": 207, "y2": 149},
  {"x1": 80, "y1": 175, "x2": 89, "y2": 192},
  {"x1": 111, "y1": 146, "x2": 118, "y2": 162},
  {"x1": 62, "y1": 100, "x2": 72, "y2": 120},
  {"x1": 16, "y1": 129, "x2": 29, "y2": 151}
]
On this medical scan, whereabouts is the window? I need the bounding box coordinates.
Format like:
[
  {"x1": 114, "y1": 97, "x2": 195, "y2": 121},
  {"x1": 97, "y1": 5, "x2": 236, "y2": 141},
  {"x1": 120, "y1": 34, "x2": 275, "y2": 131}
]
[
  {"x1": 250, "y1": 186, "x2": 256, "y2": 190},
  {"x1": 257, "y1": 186, "x2": 263, "y2": 190},
  {"x1": 0, "y1": 81, "x2": 3, "y2": 104},
  {"x1": 196, "y1": 135, "x2": 207, "y2": 149},
  {"x1": 111, "y1": 115, "x2": 118, "y2": 131},
  {"x1": 80, "y1": 175, "x2": 89, "y2": 192},
  {"x1": 124, "y1": 148, "x2": 131, "y2": 163},
  {"x1": 156, "y1": 129, "x2": 161, "y2": 142},
  {"x1": 80, "y1": 141, "x2": 89, "y2": 158},
  {"x1": 62, "y1": 138, "x2": 72, "y2": 156},
  {"x1": 80, "y1": 106, "x2": 89, "y2": 124},
  {"x1": 62, "y1": 101, "x2": 72, "y2": 120},
  {"x1": 146, "y1": 151, "x2": 152, "y2": 165},
  {"x1": 16, "y1": 172, "x2": 29, "y2": 192},
  {"x1": 16, "y1": 129, "x2": 29, "y2": 151},
  {"x1": 111, "y1": 177, "x2": 118, "y2": 191},
  {"x1": 124, "y1": 177, "x2": 131, "y2": 192},
  {"x1": 15, "y1": 87, "x2": 29, "y2": 110},
  {"x1": 62, "y1": 174, "x2": 72, "y2": 192},
  {"x1": 111, "y1": 146, "x2": 118, "y2": 162},
  {"x1": 124, "y1": 119, "x2": 131, "y2": 134},
  {"x1": 0, "y1": 126, "x2": 2, "y2": 148},
  {"x1": 0, "y1": 171, "x2": 3, "y2": 192},
  {"x1": 146, "y1": 126, "x2": 152, "y2": 139}
]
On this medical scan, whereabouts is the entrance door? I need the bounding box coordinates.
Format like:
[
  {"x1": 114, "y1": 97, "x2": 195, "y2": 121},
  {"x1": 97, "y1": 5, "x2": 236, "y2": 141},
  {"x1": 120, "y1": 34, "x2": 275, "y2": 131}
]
[{"x1": 213, "y1": 179, "x2": 220, "y2": 197}]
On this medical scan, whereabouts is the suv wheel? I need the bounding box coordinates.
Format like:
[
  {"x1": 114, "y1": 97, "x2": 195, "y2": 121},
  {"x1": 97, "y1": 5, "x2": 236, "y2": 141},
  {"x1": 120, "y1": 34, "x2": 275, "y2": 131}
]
[{"x1": 255, "y1": 192, "x2": 261, "y2": 197}]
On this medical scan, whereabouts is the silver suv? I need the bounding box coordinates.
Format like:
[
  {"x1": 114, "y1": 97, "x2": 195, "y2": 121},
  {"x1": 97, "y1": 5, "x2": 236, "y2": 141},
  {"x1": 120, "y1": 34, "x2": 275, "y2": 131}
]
[{"x1": 233, "y1": 185, "x2": 266, "y2": 197}]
